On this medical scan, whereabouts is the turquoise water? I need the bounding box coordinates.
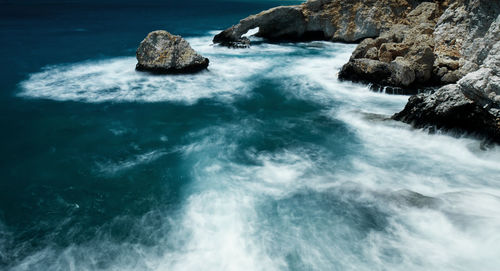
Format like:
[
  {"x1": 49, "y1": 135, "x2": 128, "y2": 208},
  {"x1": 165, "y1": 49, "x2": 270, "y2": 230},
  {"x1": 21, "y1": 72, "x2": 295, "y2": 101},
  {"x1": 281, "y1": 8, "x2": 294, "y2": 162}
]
[{"x1": 2, "y1": 1, "x2": 500, "y2": 270}]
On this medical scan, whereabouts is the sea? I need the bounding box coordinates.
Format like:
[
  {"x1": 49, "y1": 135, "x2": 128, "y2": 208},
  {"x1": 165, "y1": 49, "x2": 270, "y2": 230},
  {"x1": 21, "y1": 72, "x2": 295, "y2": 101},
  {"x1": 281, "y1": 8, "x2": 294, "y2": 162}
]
[{"x1": 1, "y1": 0, "x2": 500, "y2": 270}]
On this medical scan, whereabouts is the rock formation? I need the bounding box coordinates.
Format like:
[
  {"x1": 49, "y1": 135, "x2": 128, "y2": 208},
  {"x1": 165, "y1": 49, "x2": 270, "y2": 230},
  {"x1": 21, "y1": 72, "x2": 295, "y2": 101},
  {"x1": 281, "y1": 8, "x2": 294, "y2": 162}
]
[
  {"x1": 393, "y1": 85, "x2": 500, "y2": 143},
  {"x1": 214, "y1": 0, "x2": 428, "y2": 47},
  {"x1": 339, "y1": 2, "x2": 441, "y2": 89},
  {"x1": 392, "y1": 0, "x2": 500, "y2": 143},
  {"x1": 339, "y1": 0, "x2": 500, "y2": 89},
  {"x1": 136, "y1": 30, "x2": 209, "y2": 74},
  {"x1": 216, "y1": 0, "x2": 500, "y2": 142}
]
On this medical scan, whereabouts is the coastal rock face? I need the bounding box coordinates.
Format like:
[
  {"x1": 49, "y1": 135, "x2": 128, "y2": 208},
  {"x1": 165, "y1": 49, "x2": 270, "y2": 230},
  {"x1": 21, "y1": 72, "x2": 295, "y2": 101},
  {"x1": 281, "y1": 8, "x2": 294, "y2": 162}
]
[
  {"x1": 433, "y1": 0, "x2": 500, "y2": 82},
  {"x1": 136, "y1": 30, "x2": 209, "y2": 74},
  {"x1": 393, "y1": 85, "x2": 500, "y2": 143},
  {"x1": 218, "y1": 0, "x2": 500, "y2": 142},
  {"x1": 341, "y1": 0, "x2": 500, "y2": 89},
  {"x1": 339, "y1": 2, "x2": 441, "y2": 88},
  {"x1": 213, "y1": 0, "x2": 426, "y2": 47},
  {"x1": 213, "y1": 6, "x2": 307, "y2": 47},
  {"x1": 394, "y1": 2, "x2": 500, "y2": 142}
]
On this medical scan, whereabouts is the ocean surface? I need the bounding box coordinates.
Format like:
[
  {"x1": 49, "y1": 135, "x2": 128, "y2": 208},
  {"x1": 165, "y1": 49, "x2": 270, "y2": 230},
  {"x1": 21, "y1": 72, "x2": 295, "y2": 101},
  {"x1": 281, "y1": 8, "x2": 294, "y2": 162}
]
[{"x1": 1, "y1": 0, "x2": 500, "y2": 270}]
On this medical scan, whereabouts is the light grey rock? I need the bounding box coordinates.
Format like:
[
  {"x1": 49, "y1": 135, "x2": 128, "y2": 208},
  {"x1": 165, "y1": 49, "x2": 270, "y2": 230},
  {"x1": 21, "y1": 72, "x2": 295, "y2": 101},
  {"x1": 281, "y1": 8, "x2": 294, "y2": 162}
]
[
  {"x1": 213, "y1": 0, "x2": 425, "y2": 47},
  {"x1": 434, "y1": 0, "x2": 500, "y2": 83},
  {"x1": 136, "y1": 30, "x2": 209, "y2": 74}
]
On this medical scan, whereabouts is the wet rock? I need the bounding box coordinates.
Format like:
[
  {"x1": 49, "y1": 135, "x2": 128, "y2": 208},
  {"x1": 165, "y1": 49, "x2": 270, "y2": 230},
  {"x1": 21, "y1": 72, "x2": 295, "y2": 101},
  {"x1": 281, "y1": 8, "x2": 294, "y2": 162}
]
[
  {"x1": 394, "y1": 3, "x2": 500, "y2": 142},
  {"x1": 393, "y1": 84, "x2": 500, "y2": 143},
  {"x1": 339, "y1": 55, "x2": 416, "y2": 88},
  {"x1": 215, "y1": 0, "x2": 500, "y2": 142},
  {"x1": 136, "y1": 30, "x2": 209, "y2": 74},
  {"x1": 338, "y1": 59, "x2": 392, "y2": 86}
]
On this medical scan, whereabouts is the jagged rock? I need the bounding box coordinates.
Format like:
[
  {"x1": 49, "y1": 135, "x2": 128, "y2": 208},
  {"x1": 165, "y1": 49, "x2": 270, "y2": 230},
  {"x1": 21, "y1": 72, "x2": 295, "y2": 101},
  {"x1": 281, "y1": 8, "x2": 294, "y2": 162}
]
[
  {"x1": 136, "y1": 30, "x2": 209, "y2": 74},
  {"x1": 339, "y1": 59, "x2": 392, "y2": 85},
  {"x1": 433, "y1": 0, "x2": 500, "y2": 81},
  {"x1": 218, "y1": 0, "x2": 500, "y2": 141},
  {"x1": 393, "y1": 84, "x2": 500, "y2": 143},
  {"x1": 339, "y1": 2, "x2": 440, "y2": 89},
  {"x1": 390, "y1": 58, "x2": 416, "y2": 86},
  {"x1": 214, "y1": 0, "x2": 426, "y2": 47},
  {"x1": 394, "y1": 2, "x2": 500, "y2": 142},
  {"x1": 339, "y1": 57, "x2": 416, "y2": 88}
]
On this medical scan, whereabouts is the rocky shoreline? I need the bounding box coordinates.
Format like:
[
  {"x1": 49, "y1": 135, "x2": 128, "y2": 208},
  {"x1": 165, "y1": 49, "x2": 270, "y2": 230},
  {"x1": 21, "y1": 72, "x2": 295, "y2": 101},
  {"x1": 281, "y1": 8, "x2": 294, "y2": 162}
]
[{"x1": 214, "y1": 0, "x2": 500, "y2": 143}]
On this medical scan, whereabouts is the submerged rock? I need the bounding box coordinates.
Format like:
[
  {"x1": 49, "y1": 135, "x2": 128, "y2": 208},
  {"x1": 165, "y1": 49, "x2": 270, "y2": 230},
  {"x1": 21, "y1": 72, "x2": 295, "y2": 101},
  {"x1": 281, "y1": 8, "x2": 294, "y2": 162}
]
[
  {"x1": 136, "y1": 30, "x2": 209, "y2": 74},
  {"x1": 390, "y1": 190, "x2": 442, "y2": 209}
]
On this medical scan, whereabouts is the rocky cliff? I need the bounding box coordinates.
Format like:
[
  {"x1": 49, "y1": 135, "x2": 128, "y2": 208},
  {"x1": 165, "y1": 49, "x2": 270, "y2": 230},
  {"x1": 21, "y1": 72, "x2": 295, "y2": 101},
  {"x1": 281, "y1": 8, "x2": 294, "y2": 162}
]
[
  {"x1": 215, "y1": 0, "x2": 500, "y2": 143},
  {"x1": 214, "y1": 0, "x2": 428, "y2": 47},
  {"x1": 393, "y1": 0, "x2": 500, "y2": 143}
]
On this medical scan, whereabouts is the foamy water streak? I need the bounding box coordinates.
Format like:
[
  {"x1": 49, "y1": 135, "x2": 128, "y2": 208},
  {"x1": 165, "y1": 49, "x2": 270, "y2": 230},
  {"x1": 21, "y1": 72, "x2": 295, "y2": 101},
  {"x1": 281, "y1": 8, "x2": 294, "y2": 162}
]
[
  {"x1": 18, "y1": 36, "x2": 296, "y2": 103},
  {"x1": 10, "y1": 33, "x2": 500, "y2": 271}
]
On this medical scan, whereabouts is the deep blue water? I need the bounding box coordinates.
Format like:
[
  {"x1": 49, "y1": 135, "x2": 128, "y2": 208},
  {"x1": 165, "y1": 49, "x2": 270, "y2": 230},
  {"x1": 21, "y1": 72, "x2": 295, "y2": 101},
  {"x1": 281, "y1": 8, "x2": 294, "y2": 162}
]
[{"x1": 1, "y1": 1, "x2": 500, "y2": 270}]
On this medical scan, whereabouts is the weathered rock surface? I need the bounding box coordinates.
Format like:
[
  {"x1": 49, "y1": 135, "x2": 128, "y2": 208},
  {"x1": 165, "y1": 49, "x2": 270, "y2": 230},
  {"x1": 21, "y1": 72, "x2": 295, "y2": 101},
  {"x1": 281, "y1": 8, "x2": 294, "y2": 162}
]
[
  {"x1": 393, "y1": 1, "x2": 500, "y2": 142},
  {"x1": 339, "y1": 1, "x2": 442, "y2": 88},
  {"x1": 136, "y1": 30, "x2": 209, "y2": 74},
  {"x1": 341, "y1": 0, "x2": 500, "y2": 89},
  {"x1": 433, "y1": 0, "x2": 500, "y2": 82},
  {"x1": 214, "y1": 0, "x2": 427, "y2": 47},
  {"x1": 217, "y1": 0, "x2": 500, "y2": 142},
  {"x1": 393, "y1": 84, "x2": 500, "y2": 143}
]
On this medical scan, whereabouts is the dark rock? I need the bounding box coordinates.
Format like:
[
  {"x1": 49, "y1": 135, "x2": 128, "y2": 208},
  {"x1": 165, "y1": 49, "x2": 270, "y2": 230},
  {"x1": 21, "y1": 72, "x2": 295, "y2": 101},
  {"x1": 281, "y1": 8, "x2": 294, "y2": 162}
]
[
  {"x1": 339, "y1": 59, "x2": 392, "y2": 85},
  {"x1": 136, "y1": 30, "x2": 209, "y2": 74},
  {"x1": 393, "y1": 85, "x2": 500, "y2": 143},
  {"x1": 339, "y1": 57, "x2": 416, "y2": 88}
]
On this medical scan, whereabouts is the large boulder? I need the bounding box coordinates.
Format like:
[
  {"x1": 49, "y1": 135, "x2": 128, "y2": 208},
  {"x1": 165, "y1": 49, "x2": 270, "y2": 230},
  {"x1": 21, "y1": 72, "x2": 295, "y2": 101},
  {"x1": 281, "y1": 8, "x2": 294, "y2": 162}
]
[
  {"x1": 136, "y1": 30, "x2": 209, "y2": 74},
  {"x1": 338, "y1": 57, "x2": 416, "y2": 88}
]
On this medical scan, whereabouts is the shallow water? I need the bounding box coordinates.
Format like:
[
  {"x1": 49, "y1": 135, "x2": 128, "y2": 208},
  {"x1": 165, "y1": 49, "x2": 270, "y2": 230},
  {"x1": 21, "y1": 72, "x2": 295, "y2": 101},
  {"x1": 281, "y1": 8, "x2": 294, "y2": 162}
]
[{"x1": 2, "y1": 1, "x2": 500, "y2": 270}]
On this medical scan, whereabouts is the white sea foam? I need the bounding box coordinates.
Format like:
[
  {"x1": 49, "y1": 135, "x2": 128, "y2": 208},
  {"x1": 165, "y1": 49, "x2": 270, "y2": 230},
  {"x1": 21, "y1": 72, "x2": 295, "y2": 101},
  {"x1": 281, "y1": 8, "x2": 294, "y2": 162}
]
[
  {"x1": 97, "y1": 149, "x2": 169, "y2": 176},
  {"x1": 18, "y1": 35, "x2": 295, "y2": 104},
  {"x1": 10, "y1": 33, "x2": 500, "y2": 271}
]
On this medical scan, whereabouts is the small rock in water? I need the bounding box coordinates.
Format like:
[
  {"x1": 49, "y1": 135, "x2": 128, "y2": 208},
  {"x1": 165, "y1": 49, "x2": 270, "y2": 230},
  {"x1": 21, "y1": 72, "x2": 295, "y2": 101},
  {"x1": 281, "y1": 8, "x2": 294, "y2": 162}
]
[{"x1": 136, "y1": 30, "x2": 209, "y2": 74}]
